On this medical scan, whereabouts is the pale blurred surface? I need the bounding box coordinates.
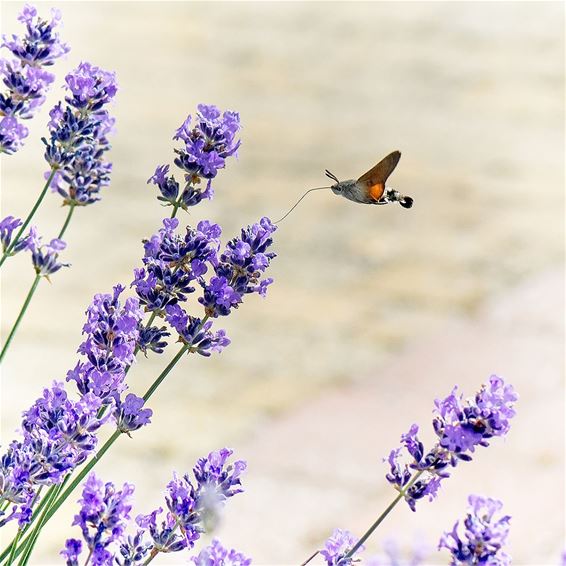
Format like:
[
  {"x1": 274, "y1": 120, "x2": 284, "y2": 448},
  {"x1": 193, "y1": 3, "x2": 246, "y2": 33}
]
[{"x1": 0, "y1": 1, "x2": 564, "y2": 564}]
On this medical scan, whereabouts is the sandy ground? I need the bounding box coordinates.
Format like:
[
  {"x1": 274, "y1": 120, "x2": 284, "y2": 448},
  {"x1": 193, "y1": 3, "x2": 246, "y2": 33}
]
[{"x1": 0, "y1": 1, "x2": 564, "y2": 564}]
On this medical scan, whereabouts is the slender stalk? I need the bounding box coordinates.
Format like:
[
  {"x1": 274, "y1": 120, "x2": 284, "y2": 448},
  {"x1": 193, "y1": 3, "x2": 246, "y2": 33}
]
[
  {"x1": 5, "y1": 529, "x2": 22, "y2": 566},
  {"x1": 170, "y1": 203, "x2": 180, "y2": 219},
  {"x1": 341, "y1": 470, "x2": 425, "y2": 560},
  {"x1": 0, "y1": 274, "x2": 41, "y2": 364},
  {"x1": 57, "y1": 204, "x2": 76, "y2": 240},
  {"x1": 143, "y1": 343, "x2": 189, "y2": 401},
  {"x1": 0, "y1": 168, "x2": 57, "y2": 268}
]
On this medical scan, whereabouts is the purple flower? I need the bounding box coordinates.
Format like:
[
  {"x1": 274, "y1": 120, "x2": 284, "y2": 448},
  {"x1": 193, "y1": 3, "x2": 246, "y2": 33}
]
[
  {"x1": 0, "y1": 215, "x2": 23, "y2": 253},
  {"x1": 0, "y1": 116, "x2": 29, "y2": 153},
  {"x1": 0, "y1": 4, "x2": 69, "y2": 153},
  {"x1": 137, "y1": 323, "x2": 170, "y2": 355},
  {"x1": 320, "y1": 529, "x2": 364, "y2": 566},
  {"x1": 199, "y1": 276, "x2": 241, "y2": 317},
  {"x1": 26, "y1": 229, "x2": 69, "y2": 277},
  {"x1": 61, "y1": 538, "x2": 82, "y2": 566},
  {"x1": 130, "y1": 449, "x2": 246, "y2": 559},
  {"x1": 214, "y1": 217, "x2": 277, "y2": 300},
  {"x1": 149, "y1": 104, "x2": 241, "y2": 211},
  {"x1": 66, "y1": 473, "x2": 134, "y2": 564},
  {"x1": 43, "y1": 62, "x2": 117, "y2": 206},
  {"x1": 386, "y1": 376, "x2": 518, "y2": 511},
  {"x1": 131, "y1": 218, "x2": 221, "y2": 314},
  {"x1": 115, "y1": 393, "x2": 153, "y2": 434},
  {"x1": 165, "y1": 305, "x2": 230, "y2": 356},
  {"x1": 439, "y1": 495, "x2": 511, "y2": 565},
  {"x1": 68, "y1": 285, "x2": 143, "y2": 403},
  {"x1": 192, "y1": 539, "x2": 252, "y2": 566}
]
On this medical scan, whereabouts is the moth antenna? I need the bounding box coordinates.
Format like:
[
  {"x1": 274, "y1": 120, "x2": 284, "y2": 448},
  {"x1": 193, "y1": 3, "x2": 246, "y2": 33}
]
[
  {"x1": 324, "y1": 169, "x2": 339, "y2": 183},
  {"x1": 274, "y1": 186, "x2": 332, "y2": 224}
]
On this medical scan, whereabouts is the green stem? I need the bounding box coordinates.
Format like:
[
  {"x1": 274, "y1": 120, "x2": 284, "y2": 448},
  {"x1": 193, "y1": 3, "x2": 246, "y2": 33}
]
[
  {"x1": 0, "y1": 168, "x2": 57, "y2": 268},
  {"x1": 57, "y1": 204, "x2": 76, "y2": 240},
  {"x1": 5, "y1": 529, "x2": 22, "y2": 566},
  {"x1": 0, "y1": 274, "x2": 41, "y2": 364},
  {"x1": 170, "y1": 202, "x2": 180, "y2": 219},
  {"x1": 143, "y1": 342, "x2": 189, "y2": 401},
  {"x1": 342, "y1": 470, "x2": 425, "y2": 560}
]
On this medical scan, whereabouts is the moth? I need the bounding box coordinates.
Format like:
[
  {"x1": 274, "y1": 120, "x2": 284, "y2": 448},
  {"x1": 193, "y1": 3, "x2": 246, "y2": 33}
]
[{"x1": 276, "y1": 151, "x2": 412, "y2": 223}]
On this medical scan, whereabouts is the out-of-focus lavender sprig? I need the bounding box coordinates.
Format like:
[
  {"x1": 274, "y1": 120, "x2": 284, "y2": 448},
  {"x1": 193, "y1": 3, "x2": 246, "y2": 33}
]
[
  {"x1": 439, "y1": 495, "x2": 511, "y2": 565},
  {"x1": 192, "y1": 539, "x2": 252, "y2": 566},
  {"x1": 148, "y1": 104, "x2": 241, "y2": 215},
  {"x1": 386, "y1": 375, "x2": 517, "y2": 511},
  {"x1": 0, "y1": 4, "x2": 69, "y2": 154},
  {"x1": 365, "y1": 537, "x2": 429, "y2": 566},
  {"x1": 63, "y1": 449, "x2": 246, "y2": 565},
  {"x1": 44, "y1": 61, "x2": 117, "y2": 207}
]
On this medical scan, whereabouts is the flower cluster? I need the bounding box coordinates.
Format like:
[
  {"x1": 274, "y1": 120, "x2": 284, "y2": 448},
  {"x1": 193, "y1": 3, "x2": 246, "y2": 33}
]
[
  {"x1": 0, "y1": 4, "x2": 69, "y2": 153},
  {"x1": 132, "y1": 214, "x2": 276, "y2": 357},
  {"x1": 148, "y1": 104, "x2": 241, "y2": 211},
  {"x1": 0, "y1": 383, "x2": 107, "y2": 528},
  {"x1": 63, "y1": 474, "x2": 134, "y2": 565},
  {"x1": 26, "y1": 226, "x2": 69, "y2": 277},
  {"x1": 439, "y1": 495, "x2": 511, "y2": 565},
  {"x1": 43, "y1": 61, "x2": 117, "y2": 206},
  {"x1": 0, "y1": 216, "x2": 29, "y2": 256},
  {"x1": 320, "y1": 529, "x2": 363, "y2": 566},
  {"x1": 132, "y1": 218, "x2": 221, "y2": 315},
  {"x1": 63, "y1": 449, "x2": 246, "y2": 564},
  {"x1": 201, "y1": 216, "x2": 276, "y2": 317},
  {"x1": 386, "y1": 375, "x2": 518, "y2": 511},
  {"x1": 67, "y1": 285, "x2": 143, "y2": 405}
]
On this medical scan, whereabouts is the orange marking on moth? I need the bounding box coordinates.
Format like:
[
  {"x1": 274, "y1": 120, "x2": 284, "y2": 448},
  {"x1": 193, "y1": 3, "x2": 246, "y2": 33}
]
[{"x1": 368, "y1": 182, "x2": 385, "y2": 201}]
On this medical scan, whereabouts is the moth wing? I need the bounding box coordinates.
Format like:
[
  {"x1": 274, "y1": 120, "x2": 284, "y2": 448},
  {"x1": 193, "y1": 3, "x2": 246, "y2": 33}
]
[{"x1": 357, "y1": 151, "x2": 401, "y2": 185}]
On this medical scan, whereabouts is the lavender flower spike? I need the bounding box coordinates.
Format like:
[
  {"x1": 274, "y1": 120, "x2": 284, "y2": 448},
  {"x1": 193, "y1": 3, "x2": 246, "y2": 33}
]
[
  {"x1": 0, "y1": 4, "x2": 69, "y2": 154},
  {"x1": 149, "y1": 104, "x2": 241, "y2": 211},
  {"x1": 63, "y1": 473, "x2": 134, "y2": 565},
  {"x1": 439, "y1": 495, "x2": 511, "y2": 565},
  {"x1": 386, "y1": 375, "x2": 518, "y2": 511},
  {"x1": 44, "y1": 61, "x2": 117, "y2": 206}
]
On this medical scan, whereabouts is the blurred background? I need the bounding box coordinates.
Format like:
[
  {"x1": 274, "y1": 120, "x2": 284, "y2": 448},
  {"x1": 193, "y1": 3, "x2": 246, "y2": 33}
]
[{"x1": 1, "y1": 2, "x2": 564, "y2": 564}]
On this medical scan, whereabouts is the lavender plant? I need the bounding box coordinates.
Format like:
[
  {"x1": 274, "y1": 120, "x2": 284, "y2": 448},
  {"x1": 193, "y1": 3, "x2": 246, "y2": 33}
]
[
  {"x1": 0, "y1": 6, "x2": 118, "y2": 362},
  {"x1": 0, "y1": 5, "x2": 525, "y2": 565},
  {"x1": 0, "y1": 99, "x2": 276, "y2": 564},
  {"x1": 307, "y1": 375, "x2": 517, "y2": 565},
  {"x1": 60, "y1": 448, "x2": 246, "y2": 565}
]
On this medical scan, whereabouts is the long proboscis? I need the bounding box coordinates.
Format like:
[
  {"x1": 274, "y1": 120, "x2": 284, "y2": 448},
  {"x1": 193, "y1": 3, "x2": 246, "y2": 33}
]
[{"x1": 274, "y1": 186, "x2": 332, "y2": 224}]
